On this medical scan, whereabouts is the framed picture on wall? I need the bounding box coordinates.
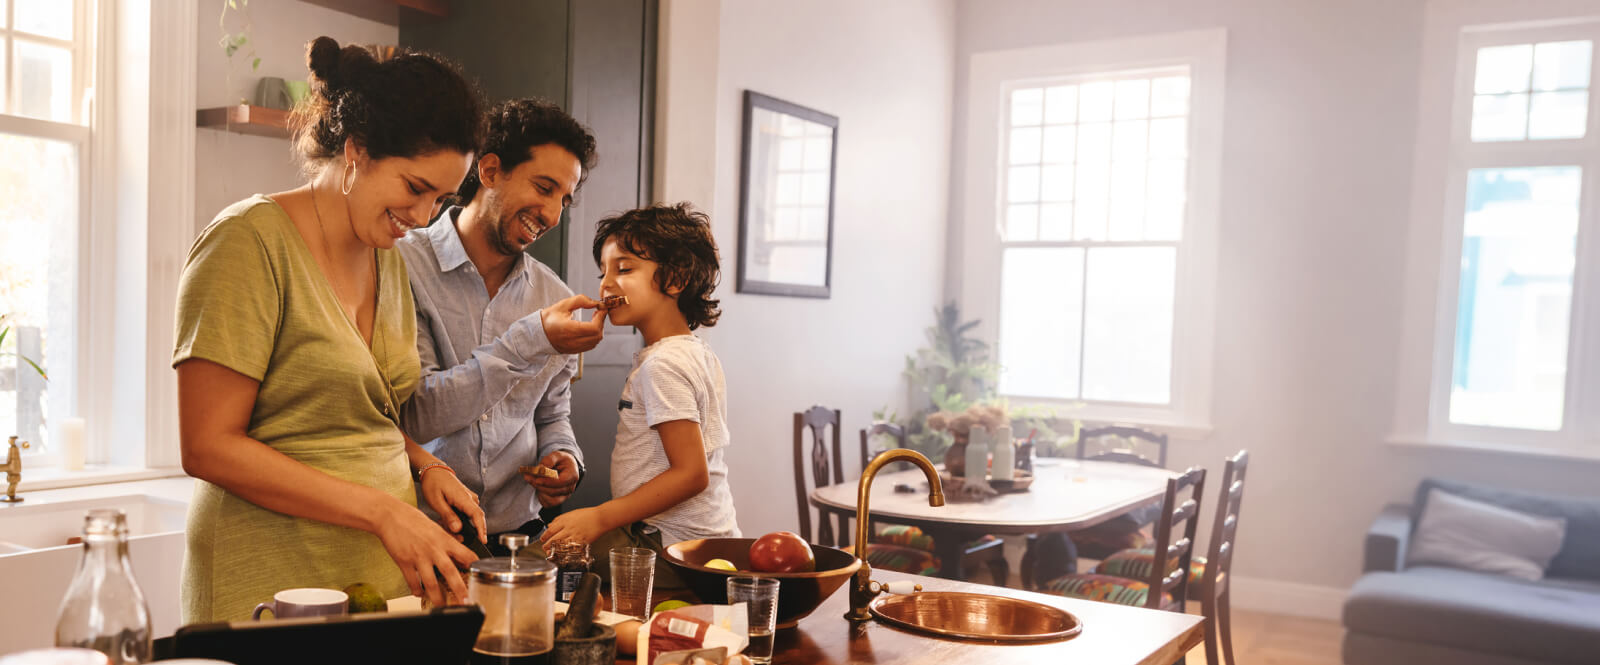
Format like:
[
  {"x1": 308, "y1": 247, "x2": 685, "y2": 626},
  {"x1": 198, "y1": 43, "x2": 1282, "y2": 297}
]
[{"x1": 737, "y1": 91, "x2": 838, "y2": 298}]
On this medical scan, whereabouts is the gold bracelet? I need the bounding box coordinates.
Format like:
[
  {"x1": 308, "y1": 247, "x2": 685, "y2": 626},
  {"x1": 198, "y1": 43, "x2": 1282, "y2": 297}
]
[{"x1": 414, "y1": 462, "x2": 454, "y2": 482}]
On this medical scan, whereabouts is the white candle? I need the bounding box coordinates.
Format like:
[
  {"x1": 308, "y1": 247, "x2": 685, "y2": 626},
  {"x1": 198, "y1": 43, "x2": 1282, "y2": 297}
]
[{"x1": 58, "y1": 417, "x2": 86, "y2": 471}]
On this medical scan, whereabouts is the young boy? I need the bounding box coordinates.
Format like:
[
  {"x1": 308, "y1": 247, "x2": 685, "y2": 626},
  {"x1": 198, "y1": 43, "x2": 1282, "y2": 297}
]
[{"x1": 539, "y1": 203, "x2": 738, "y2": 583}]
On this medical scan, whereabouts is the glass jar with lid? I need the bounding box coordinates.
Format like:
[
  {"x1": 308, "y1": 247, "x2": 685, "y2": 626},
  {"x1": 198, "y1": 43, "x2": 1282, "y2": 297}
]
[{"x1": 468, "y1": 534, "x2": 554, "y2": 664}]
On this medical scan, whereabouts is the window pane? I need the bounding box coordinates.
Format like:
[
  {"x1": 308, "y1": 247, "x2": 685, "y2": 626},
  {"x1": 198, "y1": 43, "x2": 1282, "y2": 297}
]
[
  {"x1": 776, "y1": 173, "x2": 801, "y2": 206},
  {"x1": 1005, "y1": 204, "x2": 1038, "y2": 241},
  {"x1": 0, "y1": 45, "x2": 7, "y2": 113},
  {"x1": 1150, "y1": 75, "x2": 1190, "y2": 117},
  {"x1": 1040, "y1": 164, "x2": 1073, "y2": 202},
  {"x1": 1007, "y1": 165, "x2": 1040, "y2": 203},
  {"x1": 1475, "y1": 44, "x2": 1533, "y2": 94},
  {"x1": 1038, "y1": 203, "x2": 1071, "y2": 240},
  {"x1": 1449, "y1": 166, "x2": 1580, "y2": 431},
  {"x1": 1080, "y1": 81, "x2": 1115, "y2": 122},
  {"x1": 1146, "y1": 159, "x2": 1187, "y2": 241},
  {"x1": 999, "y1": 248, "x2": 1083, "y2": 400},
  {"x1": 1149, "y1": 117, "x2": 1188, "y2": 159},
  {"x1": 778, "y1": 136, "x2": 804, "y2": 170},
  {"x1": 1076, "y1": 122, "x2": 1111, "y2": 165},
  {"x1": 1528, "y1": 91, "x2": 1587, "y2": 140},
  {"x1": 1044, "y1": 85, "x2": 1078, "y2": 124},
  {"x1": 1114, "y1": 79, "x2": 1149, "y2": 120},
  {"x1": 1011, "y1": 88, "x2": 1043, "y2": 126},
  {"x1": 1074, "y1": 166, "x2": 1108, "y2": 240},
  {"x1": 802, "y1": 136, "x2": 831, "y2": 171},
  {"x1": 1471, "y1": 93, "x2": 1528, "y2": 142},
  {"x1": 1108, "y1": 161, "x2": 1145, "y2": 241},
  {"x1": 1040, "y1": 126, "x2": 1074, "y2": 164},
  {"x1": 15, "y1": 0, "x2": 72, "y2": 39},
  {"x1": 0, "y1": 133, "x2": 79, "y2": 451},
  {"x1": 0, "y1": 0, "x2": 8, "y2": 28},
  {"x1": 1532, "y1": 40, "x2": 1592, "y2": 91},
  {"x1": 15, "y1": 41, "x2": 72, "y2": 123},
  {"x1": 1082, "y1": 247, "x2": 1176, "y2": 404},
  {"x1": 1010, "y1": 127, "x2": 1042, "y2": 165},
  {"x1": 1112, "y1": 120, "x2": 1147, "y2": 162},
  {"x1": 800, "y1": 172, "x2": 828, "y2": 206}
]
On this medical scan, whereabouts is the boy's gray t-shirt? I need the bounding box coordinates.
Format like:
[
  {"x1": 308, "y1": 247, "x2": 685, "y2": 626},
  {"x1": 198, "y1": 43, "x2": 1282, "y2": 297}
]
[{"x1": 611, "y1": 334, "x2": 740, "y2": 545}]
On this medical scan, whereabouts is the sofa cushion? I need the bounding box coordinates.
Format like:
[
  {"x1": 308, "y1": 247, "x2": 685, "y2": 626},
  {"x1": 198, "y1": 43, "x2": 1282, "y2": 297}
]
[
  {"x1": 1408, "y1": 488, "x2": 1567, "y2": 580},
  {"x1": 1344, "y1": 566, "x2": 1600, "y2": 665},
  {"x1": 1415, "y1": 478, "x2": 1600, "y2": 581}
]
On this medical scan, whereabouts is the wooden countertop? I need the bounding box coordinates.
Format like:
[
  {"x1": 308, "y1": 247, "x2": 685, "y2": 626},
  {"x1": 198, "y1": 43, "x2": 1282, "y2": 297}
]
[{"x1": 624, "y1": 570, "x2": 1204, "y2": 665}]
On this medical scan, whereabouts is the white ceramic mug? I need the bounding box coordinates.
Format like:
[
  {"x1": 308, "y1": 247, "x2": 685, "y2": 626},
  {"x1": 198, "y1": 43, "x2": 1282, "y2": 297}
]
[{"x1": 251, "y1": 588, "x2": 347, "y2": 620}]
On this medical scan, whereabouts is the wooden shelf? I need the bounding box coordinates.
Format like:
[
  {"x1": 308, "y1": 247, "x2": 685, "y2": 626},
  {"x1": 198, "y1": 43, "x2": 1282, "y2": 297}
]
[{"x1": 196, "y1": 104, "x2": 290, "y2": 139}]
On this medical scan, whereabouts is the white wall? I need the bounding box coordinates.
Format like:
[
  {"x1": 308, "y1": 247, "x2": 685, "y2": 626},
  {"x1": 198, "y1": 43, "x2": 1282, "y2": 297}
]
[
  {"x1": 193, "y1": 0, "x2": 397, "y2": 236},
  {"x1": 954, "y1": 0, "x2": 1600, "y2": 617},
  {"x1": 654, "y1": 0, "x2": 958, "y2": 539}
]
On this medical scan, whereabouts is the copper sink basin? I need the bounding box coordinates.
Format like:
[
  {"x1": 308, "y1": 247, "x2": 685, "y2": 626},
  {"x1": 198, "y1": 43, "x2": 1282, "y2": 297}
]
[{"x1": 868, "y1": 592, "x2": 1082, "y2": 643}]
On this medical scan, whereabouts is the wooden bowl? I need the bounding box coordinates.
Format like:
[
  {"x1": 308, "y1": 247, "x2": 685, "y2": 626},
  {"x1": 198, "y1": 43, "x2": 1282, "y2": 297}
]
[{"x1": 662, "y1": 538, "x2": 861, "y2": 629}]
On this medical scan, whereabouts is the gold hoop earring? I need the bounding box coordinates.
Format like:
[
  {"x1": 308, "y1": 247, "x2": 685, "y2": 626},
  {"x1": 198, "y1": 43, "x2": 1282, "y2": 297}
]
[{"x1": 341, "y1": 160, "x2": 357, "y2": 196}]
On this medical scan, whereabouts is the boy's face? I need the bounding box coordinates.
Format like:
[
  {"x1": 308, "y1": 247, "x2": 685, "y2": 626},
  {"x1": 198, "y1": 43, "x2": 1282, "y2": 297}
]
[
  {"x1": 599, "y1": 238, "x2": 677, "y2": 329},
  {"x1": 480, "y1": 143, "x2": 582, "y2": 258}
]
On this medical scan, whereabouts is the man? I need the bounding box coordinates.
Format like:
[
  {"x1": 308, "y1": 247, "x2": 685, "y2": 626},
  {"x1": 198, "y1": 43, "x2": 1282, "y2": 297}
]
[{"x1": 398, "y1": 99, "x2": 602, "y2": 555}]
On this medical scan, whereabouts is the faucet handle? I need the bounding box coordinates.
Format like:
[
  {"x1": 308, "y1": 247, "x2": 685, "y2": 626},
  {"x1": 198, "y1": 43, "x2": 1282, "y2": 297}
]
[{"x1": 871, "y1": 580, "x2": 922, "y2": 595}]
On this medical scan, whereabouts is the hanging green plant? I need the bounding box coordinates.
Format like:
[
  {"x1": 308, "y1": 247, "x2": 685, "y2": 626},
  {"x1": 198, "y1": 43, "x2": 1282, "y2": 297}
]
[{"x1": 0, "y1": 314, "x2": 47, "y2": 381}]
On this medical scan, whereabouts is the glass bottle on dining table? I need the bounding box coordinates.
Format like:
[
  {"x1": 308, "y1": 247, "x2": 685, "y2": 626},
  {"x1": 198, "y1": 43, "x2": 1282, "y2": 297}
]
[{"x1": 55, "y1": 509, "x2": 152, "y2": 664}]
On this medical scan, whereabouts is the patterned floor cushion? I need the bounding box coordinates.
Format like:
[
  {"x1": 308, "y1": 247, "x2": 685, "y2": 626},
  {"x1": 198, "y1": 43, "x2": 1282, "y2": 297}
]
[
  {"x1": 1039, "y1": 572, "x2": 1173, "y2": 608},
  {"x1": 873, "y1": 524, "x2": 1000, "y2": 552},
  {"x1": 1094, "y1": 547, "x2": 1207, "y2": 586},
  {"x1": 863, "y1": 543, "x2": 941, "y2": 576}
]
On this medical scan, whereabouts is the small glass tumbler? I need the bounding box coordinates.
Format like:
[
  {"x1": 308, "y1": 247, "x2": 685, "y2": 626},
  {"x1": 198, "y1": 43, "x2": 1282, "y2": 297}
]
[
  {"x1": 726, "y1": 576, "x2": 780, "y2": 664},
  {"x1": 608, "y1": 547, "x2": 656, "y2": 620}
]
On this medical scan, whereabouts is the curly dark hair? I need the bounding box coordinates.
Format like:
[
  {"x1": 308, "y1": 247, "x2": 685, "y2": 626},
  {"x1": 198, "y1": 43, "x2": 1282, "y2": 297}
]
[
  {"x1": 592, "y1": 203, "x2": 722, "y2": 330},
  {"x1": 288, "y1": 37, "x2": 486, "y2": 173},
  {"x1": 457, "y1": 98, "x2": 598, "y2": 204}
]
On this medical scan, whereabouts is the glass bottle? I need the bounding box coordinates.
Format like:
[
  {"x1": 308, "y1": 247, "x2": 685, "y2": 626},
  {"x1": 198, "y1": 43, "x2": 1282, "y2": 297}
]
[
  {"x1": 550, "y1": 540, "x2": 591, "y2": 603},
  {"x1": 55, "y1": 509, "x2": 152, "y2": 665}
]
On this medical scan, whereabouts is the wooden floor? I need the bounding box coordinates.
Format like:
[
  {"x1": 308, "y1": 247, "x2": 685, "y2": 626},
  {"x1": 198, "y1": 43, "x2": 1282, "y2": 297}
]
[{"x1": 1183, "y1": 605, "x2": 1344, "y2": 665}]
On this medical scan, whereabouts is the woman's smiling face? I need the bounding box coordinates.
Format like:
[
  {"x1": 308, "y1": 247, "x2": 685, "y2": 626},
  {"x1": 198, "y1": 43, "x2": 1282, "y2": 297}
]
[{"x1": 343, "y1": 144, "x2": 473, "y2": 249}]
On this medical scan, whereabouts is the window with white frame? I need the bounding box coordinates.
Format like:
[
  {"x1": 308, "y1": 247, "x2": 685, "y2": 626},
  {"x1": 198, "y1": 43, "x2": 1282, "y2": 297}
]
[
  {"x1": 964, "y1": 30, "x2": 1223, "y2": 430},
  {"x1": 0, "y1": 0, "x2": 94, "y2": 462},
  {"x1": 997, "y1": 70, "x2": 1191, "y2": 406},
  {"x1": 1431, "y1": 24, "x2": 1600, "y2": 444}
]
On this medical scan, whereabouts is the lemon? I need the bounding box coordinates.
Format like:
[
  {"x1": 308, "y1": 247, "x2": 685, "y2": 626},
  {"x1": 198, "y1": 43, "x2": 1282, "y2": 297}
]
[
  {"x1": 704, "y1": 558, "x2": 737, "y2": 571},
  {"x1": 653, "y1": 599, "x2": 691, "y2": 613},
  {"x1": 342, "y1": 582, "x2": 387, "y2": 613}
]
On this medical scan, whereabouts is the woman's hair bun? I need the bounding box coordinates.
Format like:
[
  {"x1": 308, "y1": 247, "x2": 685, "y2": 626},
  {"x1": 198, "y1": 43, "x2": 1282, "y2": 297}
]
[{"x1": 306, "y1": 36, "x2": 343, "y2": 87}]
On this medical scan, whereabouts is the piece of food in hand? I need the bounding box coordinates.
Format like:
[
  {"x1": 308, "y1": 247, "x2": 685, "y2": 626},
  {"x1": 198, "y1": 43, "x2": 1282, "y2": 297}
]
[
  {"x1": 342, "y1": 582, "x2": 387, "y2": 613},
  {"x1": 518, "y1": 464, "x2": 560, "y2": 479},
  {"x1": 704, "y1": 558, "x2": 737, "y2": 572},
  {"x1": 748, "y1": 531, "x2": 815, "y2": 573},
  {"x1": 599, "y1": 294, "x2": 629, "y2": 309}
]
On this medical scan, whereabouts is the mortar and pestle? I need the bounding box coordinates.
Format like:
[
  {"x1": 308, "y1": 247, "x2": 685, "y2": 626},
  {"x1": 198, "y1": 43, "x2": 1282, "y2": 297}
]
[{"x1": 553, "y1": 572, "x2": 616, "y2": 664}]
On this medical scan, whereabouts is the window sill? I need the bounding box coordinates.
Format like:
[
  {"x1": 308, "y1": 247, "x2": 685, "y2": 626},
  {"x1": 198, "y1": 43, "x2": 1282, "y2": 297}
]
[
  {"x1": 16, "y1": 465, "x2": 188, "y2": 493},
  {"x1": 1385, "y1": 435, "x2": 1600, "y2": 464},
  {"x1": 1005, "y1": 399, "x2": 1215, "y2": 440}
]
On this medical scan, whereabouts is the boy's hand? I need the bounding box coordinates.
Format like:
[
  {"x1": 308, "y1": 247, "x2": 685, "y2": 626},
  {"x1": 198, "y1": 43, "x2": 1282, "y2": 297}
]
[
  {"x1": 540, "y1": 294, "x2": 606, "y2": 354},
  {"x1": 541, "y1": 506, "x2": 609, "y2": 546},
  {"x1": 526, "y1": 450, "x2": 581, "y2": 507}
]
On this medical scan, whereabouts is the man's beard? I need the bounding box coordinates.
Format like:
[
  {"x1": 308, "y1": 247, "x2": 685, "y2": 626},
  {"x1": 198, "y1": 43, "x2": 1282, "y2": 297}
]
[{"x1": 487, "y1": 207, "x2": 535, "y2": 258}]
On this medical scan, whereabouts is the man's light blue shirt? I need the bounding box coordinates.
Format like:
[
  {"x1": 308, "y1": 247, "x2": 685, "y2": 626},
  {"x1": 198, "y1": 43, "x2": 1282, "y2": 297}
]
[{"x1": 397, "y1": 207, "x2": 583, "y2": 533}]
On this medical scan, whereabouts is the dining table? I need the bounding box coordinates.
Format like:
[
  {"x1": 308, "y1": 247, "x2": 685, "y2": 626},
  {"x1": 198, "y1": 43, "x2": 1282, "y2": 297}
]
[{"x1": 809, "y1": 457, "x2": 1179, "y2": 579}]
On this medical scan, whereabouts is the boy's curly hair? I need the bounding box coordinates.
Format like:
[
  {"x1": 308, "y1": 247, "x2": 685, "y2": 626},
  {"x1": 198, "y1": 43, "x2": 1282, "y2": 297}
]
[{"x1": 592, "y1": 203, "x2": 722, "y2": 330}]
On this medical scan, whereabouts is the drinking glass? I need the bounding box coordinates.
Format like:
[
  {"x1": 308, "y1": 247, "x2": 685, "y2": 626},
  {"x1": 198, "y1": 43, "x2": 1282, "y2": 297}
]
[
  {"x1": 608, "y1": 547, "x2": 656, "y2": 620},
  {"x1": 727, "y1": 576, "x2": 779, "y2": 664}
]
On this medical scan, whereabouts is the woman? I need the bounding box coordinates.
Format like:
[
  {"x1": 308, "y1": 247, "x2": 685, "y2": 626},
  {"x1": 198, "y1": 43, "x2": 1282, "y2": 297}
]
[{"x1": 173, "y1": 37, "x2": 488, "y2": 621}]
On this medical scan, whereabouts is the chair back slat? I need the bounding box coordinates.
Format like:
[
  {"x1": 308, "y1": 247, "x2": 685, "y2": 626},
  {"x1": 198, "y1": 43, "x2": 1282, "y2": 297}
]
[
  {"x1": 859, "y1": 422, "x2": 908, "y2": 473},
  {"x1": 1199, "y1": 450, "x2": 1249, "y2": 665},
  {"x1": 1142, "y1": 466, "x2": 1205, "y2": 610},
  {"x1": 792, "y1": 406, "x2": 845, "y2": 546},
  {"x1": 1077, "y1": 425, "x2": 1169, "y2": 468}
]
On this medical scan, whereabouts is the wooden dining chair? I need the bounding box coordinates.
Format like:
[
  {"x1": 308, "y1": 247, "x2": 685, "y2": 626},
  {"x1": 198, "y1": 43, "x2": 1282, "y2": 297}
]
[
  {"x1": 855, "y1": 421, "x2": 1010, "y2": 586},
  {"x1": 1075, "y1": 424, "x2": 1169, "y2": 468},
  {"x1": 1199, "y1": 450, "x2": 1249, "y2": 665},
  {"x1": 1038, "y1": 466, "x2": 1206, "y2": 612},
  {"x1": 793, "y1": 407, "x2": 940, "y2": 576}
]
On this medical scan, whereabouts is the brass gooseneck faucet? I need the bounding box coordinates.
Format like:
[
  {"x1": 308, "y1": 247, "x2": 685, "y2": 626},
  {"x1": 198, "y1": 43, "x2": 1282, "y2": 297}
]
[{"x1": 846, "y1": 448, "x2": 945, "y2": 622}]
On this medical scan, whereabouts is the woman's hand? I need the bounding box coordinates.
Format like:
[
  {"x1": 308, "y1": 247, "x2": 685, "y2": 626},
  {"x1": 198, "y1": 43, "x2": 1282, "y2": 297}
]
[
  {"x1": 372, "y1": 498, "x2": 478, "y2": 607},
  {"x1": 419, "y1": 466, "x2": 486, "y2": 545},
  {"x1": 540, "y1": 506, "x2": 611, "y2": 546}
]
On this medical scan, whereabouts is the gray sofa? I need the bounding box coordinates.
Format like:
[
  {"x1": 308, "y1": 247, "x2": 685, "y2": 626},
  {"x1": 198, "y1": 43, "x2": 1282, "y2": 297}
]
[{"x1": 1342, "y1": 478, "x2": 1600, "y2": 665}]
